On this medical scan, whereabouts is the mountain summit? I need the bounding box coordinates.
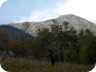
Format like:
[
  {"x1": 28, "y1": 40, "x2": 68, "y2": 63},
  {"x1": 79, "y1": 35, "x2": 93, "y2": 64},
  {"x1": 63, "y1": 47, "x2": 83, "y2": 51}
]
[{"x1": 9, "y1": 14, "x2": 96, "y2": 36}]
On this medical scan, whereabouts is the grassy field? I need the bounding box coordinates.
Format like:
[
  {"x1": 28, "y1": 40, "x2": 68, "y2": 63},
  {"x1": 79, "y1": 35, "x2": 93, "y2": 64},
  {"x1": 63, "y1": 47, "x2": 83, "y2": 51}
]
[{"x1": 0, "y1": 57, "x2": 94, "y2": 72}]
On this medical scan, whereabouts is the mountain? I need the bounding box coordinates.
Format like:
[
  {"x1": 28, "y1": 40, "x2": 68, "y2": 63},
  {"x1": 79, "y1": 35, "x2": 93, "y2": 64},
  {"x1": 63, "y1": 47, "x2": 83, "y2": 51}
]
[
  {"x1": 5, "y1": 14, "x2": 96, "y2": 36},
  {"x1": 0, "y1": 25, "x2": 33, "y2": 40}
]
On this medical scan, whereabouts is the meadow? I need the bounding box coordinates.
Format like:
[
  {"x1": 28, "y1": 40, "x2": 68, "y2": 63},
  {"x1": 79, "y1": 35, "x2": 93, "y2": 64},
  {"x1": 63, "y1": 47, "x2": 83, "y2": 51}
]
[{"x1": 0, "y1": 57, "x2": 94, "y2": 72}]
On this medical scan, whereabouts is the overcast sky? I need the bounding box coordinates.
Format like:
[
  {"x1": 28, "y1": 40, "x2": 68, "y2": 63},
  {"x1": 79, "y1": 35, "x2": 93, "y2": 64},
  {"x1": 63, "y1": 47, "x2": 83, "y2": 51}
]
[{"x1": 0, "y1": 0, "x2": 96, "y2": 24}]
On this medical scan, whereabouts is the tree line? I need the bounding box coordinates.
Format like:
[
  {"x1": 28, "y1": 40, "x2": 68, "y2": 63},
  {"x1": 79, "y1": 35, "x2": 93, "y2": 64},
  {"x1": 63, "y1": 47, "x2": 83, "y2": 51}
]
[{"x1": 0, "y1": 20, "x2": 96, "y2": 64}]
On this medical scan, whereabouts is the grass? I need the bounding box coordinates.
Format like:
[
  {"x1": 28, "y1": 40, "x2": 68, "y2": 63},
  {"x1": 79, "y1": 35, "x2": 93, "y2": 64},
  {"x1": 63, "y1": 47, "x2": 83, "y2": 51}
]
[{"x1": 0, "y1": 57, "x2": 94, "y2": 72}]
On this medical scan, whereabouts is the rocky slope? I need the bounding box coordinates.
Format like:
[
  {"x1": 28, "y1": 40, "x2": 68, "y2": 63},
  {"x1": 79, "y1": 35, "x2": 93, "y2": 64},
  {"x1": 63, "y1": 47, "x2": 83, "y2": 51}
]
[{"x1": 9, "y1": 14, "x2": 96, "y2": 36}]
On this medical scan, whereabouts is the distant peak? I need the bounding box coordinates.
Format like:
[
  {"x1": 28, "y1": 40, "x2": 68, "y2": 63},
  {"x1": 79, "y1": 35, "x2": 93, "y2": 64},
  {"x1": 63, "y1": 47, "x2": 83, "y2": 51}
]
[
  {"x1": 58, "y1": 14, "x2": 79, "y2": 18},
  {"x1": 65, "y1": 14, "x2": 76, "y2": 16}
]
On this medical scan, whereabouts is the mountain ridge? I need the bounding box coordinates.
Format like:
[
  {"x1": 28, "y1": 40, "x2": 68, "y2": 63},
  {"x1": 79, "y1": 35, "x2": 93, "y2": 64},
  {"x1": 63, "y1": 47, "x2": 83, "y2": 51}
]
[{"x1": 6, "y1": 14, "x2": 96, "y2": 36}]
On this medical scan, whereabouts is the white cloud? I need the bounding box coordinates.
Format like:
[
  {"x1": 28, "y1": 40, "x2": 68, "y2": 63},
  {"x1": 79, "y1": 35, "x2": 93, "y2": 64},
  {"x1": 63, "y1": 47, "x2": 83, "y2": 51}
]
[
  {"x1": 19, "y1": 9, "x2": 59, "y2": 23},
  {"x1": 19, "y1": 0, "x2": 96, "y2": 23},
  {"x1": 0, "y1": 0, "x2": 7, "y2": 8},
  {"x1": 56, "y1": 0, "x2": 96, "y2": 23}
]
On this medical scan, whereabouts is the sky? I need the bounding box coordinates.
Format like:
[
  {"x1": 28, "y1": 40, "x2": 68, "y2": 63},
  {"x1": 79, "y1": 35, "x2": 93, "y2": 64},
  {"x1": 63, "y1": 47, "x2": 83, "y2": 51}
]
[{"x1": 0, "y1": 0, "x2": 96, "y2": 24}]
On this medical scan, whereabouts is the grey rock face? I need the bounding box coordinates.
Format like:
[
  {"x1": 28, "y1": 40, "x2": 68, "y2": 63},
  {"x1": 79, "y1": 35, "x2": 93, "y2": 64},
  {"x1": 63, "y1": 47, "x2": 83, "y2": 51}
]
[
  {"x1": 56, "y1": 14, "x2": 96, "y2": 32},
  {"x1": 9, "y1": 14, "x2": 96, "y2": 36}
]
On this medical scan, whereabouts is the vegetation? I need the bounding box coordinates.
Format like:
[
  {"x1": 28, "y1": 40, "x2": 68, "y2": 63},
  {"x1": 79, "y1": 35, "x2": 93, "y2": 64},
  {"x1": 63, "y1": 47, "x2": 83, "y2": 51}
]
[
  {"x1": 0, "y1": 57, "x2": 94, "y2": 72},
  {"x1": 0, "y1": 20, "x2": 96, "y2": 71}
]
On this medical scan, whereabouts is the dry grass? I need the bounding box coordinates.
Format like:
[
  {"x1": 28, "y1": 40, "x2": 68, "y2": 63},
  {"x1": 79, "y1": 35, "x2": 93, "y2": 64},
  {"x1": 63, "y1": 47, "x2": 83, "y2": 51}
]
[{"x1": 0, "y1": 57, "x2": 94, "y2": 72}]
